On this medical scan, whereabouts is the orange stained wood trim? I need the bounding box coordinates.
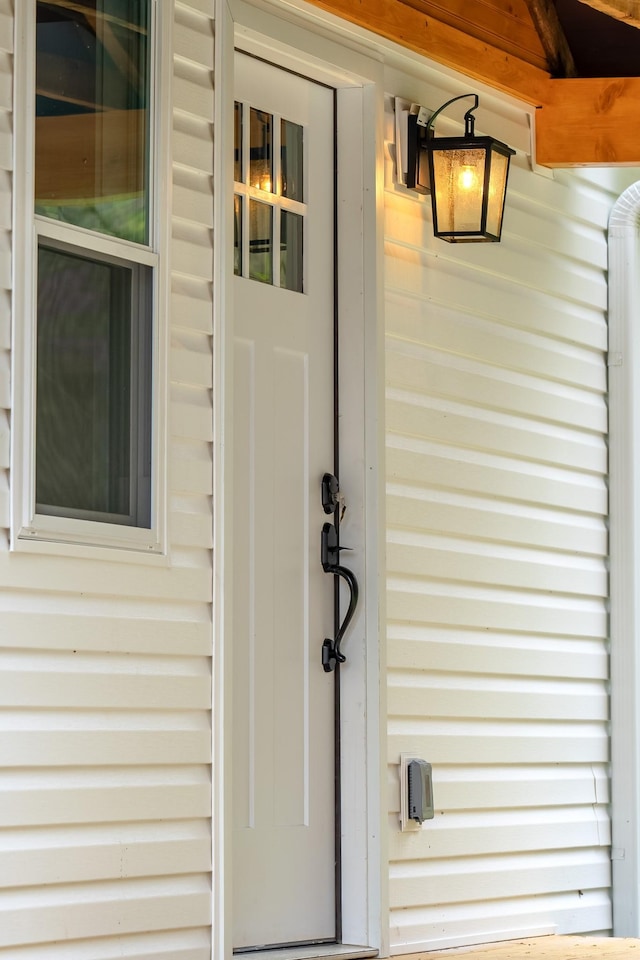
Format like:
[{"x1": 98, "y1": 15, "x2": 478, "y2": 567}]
[
  {"x1": 401, "y1": 0, "x2": 549, "y2": 69},
  {"x1": 576, "y1": 0, "x2": 640, "y2": 27},
  {"x1": 394, "y1": 936, "x2": 640, "y2": 960},
  {"x1": 303, "y1": 0, "x2": 551, "y2": 105},
  {"x1": 536, "y1": 76, "x2": 640, "y2": 165},
  {"x1": 304, "y1": 0, "x2": 640, "y2": 166}
]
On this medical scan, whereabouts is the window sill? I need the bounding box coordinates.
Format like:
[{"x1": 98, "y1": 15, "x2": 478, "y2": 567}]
[{"x1": 13, "y1": 518, "x2": 168, "y2": 565}]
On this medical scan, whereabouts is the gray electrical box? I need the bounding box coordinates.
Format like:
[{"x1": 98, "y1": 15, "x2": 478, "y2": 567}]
[{"x1": 408, "y1": 759, "x2": 434, "y2": 824}]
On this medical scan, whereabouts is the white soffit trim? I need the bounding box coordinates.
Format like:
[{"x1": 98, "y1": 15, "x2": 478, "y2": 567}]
[{"x1": 609, "y1": 179, "x2": 640, "y2": 937}]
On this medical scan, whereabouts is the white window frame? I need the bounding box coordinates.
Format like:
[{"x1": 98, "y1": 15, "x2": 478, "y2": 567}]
[{"x1": 11, "y1": 0, "x2": 170, "y2": 556}]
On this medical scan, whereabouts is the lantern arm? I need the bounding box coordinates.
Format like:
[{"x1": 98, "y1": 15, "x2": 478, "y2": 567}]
[{"x1": 425, "y1": 93, "x2": 479, "y2": 137}]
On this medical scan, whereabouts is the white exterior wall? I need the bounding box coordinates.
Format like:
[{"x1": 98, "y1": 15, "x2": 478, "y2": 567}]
[
  {"x1": 2, "y1": 0, "x2": 640, "y2": 953},
  {"x1": 0, "y1": 2, "x2": 214, "y2": 956},
  {"x1": 383, "y1": 86, "x2": 640, "y2": 952}
]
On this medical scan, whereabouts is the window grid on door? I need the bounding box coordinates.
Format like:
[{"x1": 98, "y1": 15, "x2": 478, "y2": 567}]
[{"x1": 234, "y1": 100, "x2": 306, "y2": 293}]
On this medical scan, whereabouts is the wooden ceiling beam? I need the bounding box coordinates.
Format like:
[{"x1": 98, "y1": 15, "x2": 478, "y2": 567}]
[
  {"x1": 522, "y1": 0, "x2": 578, "y2": 76},
  {"x1": 303, "y1": 0, "x2": 550, "y2": 104},
  {"x1": 575, "y1": 0, "x2": 640, "y2": 28},
  {"x1": 536, "y1": 77, "x2": 640, "y2": 165},
  {"x1": 305, "y1": 0, "x2": 640, "y2": 167}
]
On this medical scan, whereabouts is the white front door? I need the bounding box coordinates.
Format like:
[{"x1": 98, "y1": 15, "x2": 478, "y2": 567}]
[{"x1": 232, "y1": 52, "x2": 337, "y2": 950}]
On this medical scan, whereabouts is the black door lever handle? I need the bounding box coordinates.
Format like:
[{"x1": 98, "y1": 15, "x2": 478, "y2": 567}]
[{"x1": 321, "y1": 522, "x2": 359, "y2": 673}]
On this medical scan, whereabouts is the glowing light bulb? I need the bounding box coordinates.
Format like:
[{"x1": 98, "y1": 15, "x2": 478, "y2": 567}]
[{"x1": 458, "y1": 166, "x2": 477, "y2": 191}]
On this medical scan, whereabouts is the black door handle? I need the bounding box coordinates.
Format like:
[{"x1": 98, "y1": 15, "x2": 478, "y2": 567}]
[{"x1": 321, "y1": 521, "x2": 359, "y2": 673}]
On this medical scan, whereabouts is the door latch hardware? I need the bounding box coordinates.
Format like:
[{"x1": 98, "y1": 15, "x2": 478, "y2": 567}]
[
  {"x1": 320, "y1": 520, "x2": 359, "y2": 673},
  {"x1": 321, "y1": 472, "x2": 346, "y2": 521}
]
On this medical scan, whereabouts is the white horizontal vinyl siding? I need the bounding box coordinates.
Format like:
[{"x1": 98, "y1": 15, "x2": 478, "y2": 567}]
[
  {"x1": 384, "y1": 90, "x2": 639, "y2": 952},
  {"x1": 0, "y1": 2, "x2": 214, "y2": 956}
]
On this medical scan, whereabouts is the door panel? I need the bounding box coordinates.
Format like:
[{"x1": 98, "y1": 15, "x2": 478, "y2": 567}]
[{"x1": 232, "y1": 53, "x2": 336, "y2": 950}]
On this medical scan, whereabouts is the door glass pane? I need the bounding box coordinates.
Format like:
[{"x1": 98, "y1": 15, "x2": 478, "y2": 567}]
[
  {"x1": 234, "y1": 194, "x2": 243, "y2": 276},
  {"x1": 281, "y1": 211, "x2": 303, "y2": 292},
  {"x1": 281, "y1": 119, "x2": 303, "y2": 202},
  {"x1": 234, "y1": 102, "x2": 243, "y2": 183},
  {"x1": 249, "y1": 200, "x2": 272, "y2": 283},
  {"x1": 35, "y1": 0, "x2": 151, "y2": 245},
  {"x1": 250, "y1": 108, "x2": 272, "y2": 193},
  {"x1": 36, "y1": 243, "x2": 151, "y2": 526}
]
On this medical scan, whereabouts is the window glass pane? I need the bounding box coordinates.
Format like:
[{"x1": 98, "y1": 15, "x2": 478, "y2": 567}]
[
  {"x1": 234, "y1": 194, "x2": 242, "y2": 276},
  {"x1": 486, "y1": 148, "x2": 509, "y2": 238},
  {"x1": 281, "y1": 119, "x2": 303, "y2": 201},
  {"x1": 234, "y1": 102, "x2": 243, "y2": 183},
  {"x1": 250, "y1": 108, "x2": 272, "y2": 193},
  {"x1": 36, "y1": 244, "x2": 151, "y2": 526},
  {"x1": 249, "y1": 200, "x2": 272, "y2": 283},
  {"x1": 35, "y1": 0, "x2": 151, "y2": 245},
  {"x1": 281, "y1": 211, "x2": 303, "y2": 292}
]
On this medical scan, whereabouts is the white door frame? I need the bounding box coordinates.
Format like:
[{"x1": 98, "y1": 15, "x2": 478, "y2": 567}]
[
  {"x1": 213, "y1": 2, "x2": 387, "y2": 956},
  {"x1": 608, "y1": 179, "x2": 640, "y2": 937}
]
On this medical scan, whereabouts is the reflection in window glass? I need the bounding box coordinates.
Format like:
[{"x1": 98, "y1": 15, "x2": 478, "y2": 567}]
[
  {"x1": 234, "y1": 102, "x2": 306, "y2": 292},
  {"x1": 249, "y1": 200, "x2": 272, "y2": 284},
  {"x1": 281, "y1": 119, "x2": 303, "y2": 202},
  {"x1": 250, "y1": 108, "x2": 272, "y2": 193},
  {"x1": 234, "y1": 195, "x2": 242, "y2": 276},
  {"x1": 234, "y1": 102, "x2": 243, "y2": 183},
  {"x1": 36, "y1": 244, "x2": 152, "y2": 526},
  {"x1": 281, "y1": 211, "x2": 303, "y2": 292},
  {"x1": 35, "y1": 0, "x2": 150, "y2": 245}
]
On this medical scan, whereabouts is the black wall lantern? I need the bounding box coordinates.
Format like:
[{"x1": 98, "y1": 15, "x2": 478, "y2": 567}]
[{"x1": 407, "y1": 94, "x2": 515, "y2": 243}]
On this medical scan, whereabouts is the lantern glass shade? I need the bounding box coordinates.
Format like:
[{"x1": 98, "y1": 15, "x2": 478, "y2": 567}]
[{"x1": 427, "y1": 136, "x2": 514, "y2": 242}]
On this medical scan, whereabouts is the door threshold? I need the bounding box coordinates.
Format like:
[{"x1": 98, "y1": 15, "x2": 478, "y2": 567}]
[{"x1": 233, "y1": 945, "x2": 378, "y2": 960}]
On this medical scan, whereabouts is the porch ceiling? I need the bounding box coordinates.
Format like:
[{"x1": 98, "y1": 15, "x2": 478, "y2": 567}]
[{"x1": 304, "y1": 0, "x2": 640, "y2": 167}]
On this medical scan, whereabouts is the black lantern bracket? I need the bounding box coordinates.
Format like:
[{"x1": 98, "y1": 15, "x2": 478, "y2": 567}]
[
  {"x1": 407, "y1": 94, "x2": 480, "y2": 194},
  {"x1": 405, "y1": 92, "x2": 515, "y2": 243},
  {"x1": 428, "y1": 93, "x2": 480, "y2": 138}
]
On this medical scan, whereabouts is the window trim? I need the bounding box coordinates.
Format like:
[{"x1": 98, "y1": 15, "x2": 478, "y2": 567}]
[{"x1": 11, "y1": 0, "x2": 170, "y2": 556}]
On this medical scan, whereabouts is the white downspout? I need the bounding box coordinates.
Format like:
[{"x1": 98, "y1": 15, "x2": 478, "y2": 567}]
[{"x1": 609, "y1": 180, "x2": 640, "y2": 936}]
